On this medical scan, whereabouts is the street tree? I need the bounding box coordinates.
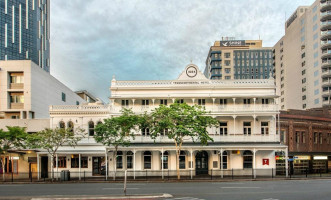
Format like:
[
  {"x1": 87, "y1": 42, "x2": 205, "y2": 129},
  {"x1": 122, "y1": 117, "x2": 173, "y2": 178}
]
[
  {"x1": 94, "y1": 108, "x2": 139, "y2": 180},
  {"x1": 27, "y1": 127, "x2": 83, "y2": 180},
  {"x1": 148, "y1": 102, "x2": 219, "y2": 179},
  {"x1": 0, "y1": 126, "x2": 28, "y2": 181}
]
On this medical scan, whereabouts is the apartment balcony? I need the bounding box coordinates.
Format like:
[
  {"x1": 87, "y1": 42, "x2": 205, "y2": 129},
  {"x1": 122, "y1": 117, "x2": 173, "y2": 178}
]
[
  {"x1": 322, "y1": 70, "x2": 331, "y2": 77},
  {"x1": 9, "y1": 83, "x2": 24, "y2": 90},
  {"x1": 321, "y1": 20, "x2": 331, "y2": 31},
  {"x1": 322, "y1": 89, "x2": 331, "y2": 97},
  {"x1": 321, "y1": 10, "x2": 331, "y2": 21},
  {"x1": 322, "y1": 50, "x2": 331, "y2": 59},
  {"x1": 321, "y1": 30, "x2": 331, "y2": 40},
  {"x1": 210, "y1": 57, "x2": 222, "y2": 62},
  {"x1": 321, "y1": 1, "x2": 331, "y2": 11},
  {"x1": 111, "y1": 104, "x2": 279, "y2": 115},
  {"x1": 322, "y1": 59, "x2": 331, "y2": 68},
  {"x1": 321, "y1": 39, "x2": 331, "y2": 49},
  {"x1": 322, "y1": 79, "x2": 331, "y2": 87},
  {"x1": 10, "y1": 103, "x2": 24, "y2": 109}
]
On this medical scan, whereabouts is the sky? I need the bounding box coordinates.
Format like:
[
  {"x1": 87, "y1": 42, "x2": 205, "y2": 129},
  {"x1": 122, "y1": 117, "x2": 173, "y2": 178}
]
[{"x1": 50, "y1": 0, "x2": 315, "y2": 102}]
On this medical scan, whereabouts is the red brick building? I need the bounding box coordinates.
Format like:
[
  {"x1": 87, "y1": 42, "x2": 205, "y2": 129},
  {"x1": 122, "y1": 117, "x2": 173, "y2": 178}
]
[{"x1": 278, "y1": 108, "x2": 331, "y2": 174}]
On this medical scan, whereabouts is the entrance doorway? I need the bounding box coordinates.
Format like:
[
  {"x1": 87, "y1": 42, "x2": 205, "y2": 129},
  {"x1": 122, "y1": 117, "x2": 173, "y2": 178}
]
[
  {"x1": 195, "y1": 151, "x2": 209, "y2": 175},
  {"x1": 93, "y1": 157, "x2": 105, "y2": 175},
  {"x1": 40, "y1": 157, "x2": 48, "y2": 178}
]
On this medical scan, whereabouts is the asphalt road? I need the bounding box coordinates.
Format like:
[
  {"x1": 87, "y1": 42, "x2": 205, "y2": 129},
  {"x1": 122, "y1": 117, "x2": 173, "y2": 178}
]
[{"x1": 1, "y1": 179, "x2": 331, "y2": 200}]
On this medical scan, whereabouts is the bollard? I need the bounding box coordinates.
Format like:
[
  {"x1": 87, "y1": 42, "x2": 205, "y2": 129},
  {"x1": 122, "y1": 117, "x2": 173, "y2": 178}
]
[
  {"x1": 232, "y1": 168, "x2": 234, "y2": 180},
  {"x1": 30, "y1": 172, "x2": 32, "y2": 182},
  {"x1": 168, "y1": 170, "x2": 169, "y2": 181},
  {"x1": 84, "y1": 171, "x2": 85, "y2": 182},
  {"x1": 146, "y1": 170, "x2": 147, "y2": 181},
  {"x1": 272, "y1": 168, "x2": 273, "y2": 179},
  {"x1": 211, "y1": 169, "x2": 213, "y2": 180},
  {"x1": 306, "y1": 168, "x2": 308, "y2": 178},
  {"x1": 11, "y1": 172, "x2": 13, "y2": 182}
]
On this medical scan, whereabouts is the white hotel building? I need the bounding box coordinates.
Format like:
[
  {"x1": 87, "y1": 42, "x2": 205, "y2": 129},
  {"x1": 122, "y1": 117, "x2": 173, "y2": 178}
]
[{"x1": 38, "y1": 64, "x2": 288, "y2": 179}]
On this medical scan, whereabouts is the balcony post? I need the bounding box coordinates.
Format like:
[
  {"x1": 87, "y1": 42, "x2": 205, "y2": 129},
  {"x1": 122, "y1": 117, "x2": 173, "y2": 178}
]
[
  {"x1": 212, "y1": 98, "x2": 216, "y2": 110},
  {"x1": 253, "y1": 149, "x2": 256, "y2": 179},
  {"x1": 133, "y1": 149, "x2": 136, "y2": 180},
  {"x1": 220, "y1": 149, "x2": 223, "y2": 178},
  {"x1": 161, "y1": 148, "x2": 164, "y2": 179},
  {"x1": 253, "y1": 98, "x2": 256, "y2": 113},
  {"x1": 232, "y1": 98, "x2": 236, "y2": 112},
  {"x1": 253, "y1": 115, "x2": 256, "y2": 136},
  {"x1": 232, "y1": 115, "x2": 237, "y2": 141},
  {"x1": 79, "y1": 153, "x2": 81, "y2": 180},
  {"x1": 192, "y1": 98, "x2": 195, "y2": 105}
]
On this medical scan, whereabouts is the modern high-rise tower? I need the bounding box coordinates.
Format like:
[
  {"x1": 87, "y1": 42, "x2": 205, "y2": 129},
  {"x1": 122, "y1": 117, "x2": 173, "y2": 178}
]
[
  {"x1": 204, "y1": 38, "x2": 274, "y2": 80},
  {"x1": 274, "y1": 0, "x2": 331, "y2": 110},
  {"x1": 0, "y1": 0, "x2": 50, "y2": 72}
]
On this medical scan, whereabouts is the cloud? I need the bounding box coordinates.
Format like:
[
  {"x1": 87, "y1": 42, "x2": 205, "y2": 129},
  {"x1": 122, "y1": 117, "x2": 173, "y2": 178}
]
[{"x1": 50, "y1": 0, "x2": 315, "y2": 102}]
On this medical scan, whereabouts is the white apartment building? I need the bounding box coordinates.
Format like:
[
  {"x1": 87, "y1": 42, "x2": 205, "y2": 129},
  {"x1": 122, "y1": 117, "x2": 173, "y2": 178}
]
[
  {"x1": 274, "y1": 0, "x2": 331, "y2": 110},
  {"x1": 32, "y1": 64, "x2": 287, "y2": 180},
  {"x1": 0, "y1": 60, "x2": 86, "y2": 120}
]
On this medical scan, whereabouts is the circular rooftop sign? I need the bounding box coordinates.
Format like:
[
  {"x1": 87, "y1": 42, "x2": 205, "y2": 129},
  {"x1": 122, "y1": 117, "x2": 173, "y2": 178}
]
[{"x1": 186, "y1": 66, "x2": 198, "y2": 78}]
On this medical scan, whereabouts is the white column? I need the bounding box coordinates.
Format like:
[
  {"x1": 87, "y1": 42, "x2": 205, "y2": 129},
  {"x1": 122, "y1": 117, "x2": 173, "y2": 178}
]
[
  {"x1": 285, "y1": 148, "x2": 288, "y2": 178},
  {"x1": 133, "y1": 149, "x2": 136, "y2": 180},
  {"x1": 212, "y1": 98, "x2": 216, "y2": 109},
  {"x1": 190, "y1": 150, "x2": 193, "y2": 180},
  {"x1": 253, "y1": 98, "x2": 256, "y2": 112},
  {"x1": 233, "y1": 115, "x2": 236, "y2": 141},
  {"x1": 220, "y1": 149, "x2": 223, "y2": 178},
  {"x1": 37, "y1": 153, "x2": 40, "y2": 180},
  {"x1": 232, "y1": 98, "x2": 236, "y2": 112},
  {"x1": 192, "y1": 98, "x2": 195, "y2": 105},
  {"x1": 161, "y1": 149, "x2": 164, "y2": 179},
  {"x1": 56, "y1": 154, "x2": 58, "y2": 180},
  {"x1": 105, "y1": 151, "x2": 108, "y2": 180},
  {"x1": 274, "y1": 115, "x2": 277, "y2": 135},
  {"x1": 79, "y1": 154, "x2": 81, "y2": 180},
  {"x1": 253, "y1": 149, "x2": 256, "y2": 179},
  {"x1": 253, "y1": 115, "x2": 256, "y2": 135}
]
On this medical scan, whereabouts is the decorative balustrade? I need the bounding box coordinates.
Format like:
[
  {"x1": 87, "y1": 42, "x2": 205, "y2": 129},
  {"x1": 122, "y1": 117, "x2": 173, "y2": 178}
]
[
  {"x1": 50, "y1": 104, "x2": 111, "y2": 111},
  {"x1": 112, "y1": 79, "x2": 275, "y2": 88}
]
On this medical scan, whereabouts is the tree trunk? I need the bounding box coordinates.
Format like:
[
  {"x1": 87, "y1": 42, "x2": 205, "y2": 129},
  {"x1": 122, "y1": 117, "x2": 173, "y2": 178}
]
[
  {"x1": 176, "y1": 149, "x2": 180, "y2": 180},
  {"x1": 50, "y1": 155, "x2": 54, "y2": 182},
  {"x1": 1, "y1": 157, "x2": 5, "y2": 181}
]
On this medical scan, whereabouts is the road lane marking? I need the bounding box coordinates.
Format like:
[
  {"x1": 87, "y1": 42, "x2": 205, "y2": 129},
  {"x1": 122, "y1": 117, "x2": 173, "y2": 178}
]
[
  {"x1": 102, "y1": 187, "x2": 139, "y2": 190},
  {"x1": 221, "y1": 187, "x2": 261, "y2": 189}
]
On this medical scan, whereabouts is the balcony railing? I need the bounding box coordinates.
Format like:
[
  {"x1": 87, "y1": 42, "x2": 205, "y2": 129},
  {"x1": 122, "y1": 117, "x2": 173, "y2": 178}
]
[
  {"x1": 321, "y1": 1, "x2": 331, "y2": 8},
  {"x1": 111, "y1": 104, "x2": 278, "y2": 114},
  {"x1": 50, "y1": 105, "x2": 110, "y2": 112}
]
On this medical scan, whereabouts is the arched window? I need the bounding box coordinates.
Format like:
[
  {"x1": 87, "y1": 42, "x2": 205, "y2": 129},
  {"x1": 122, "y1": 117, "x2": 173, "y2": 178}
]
[
  {"x1": 59, "y1": 121, "x2": 65, "y2": 129},
  {"x1": 126, "y1": 151, "x2": 133, "y2": 169},
  {"x1": 144, "y1": 151, "x2": 152, "y2": 169},
  {"x1": 221, "y1": 151, "x2": 228, "y2": 169},
  {"x1": 88, "y1": 121, "x2": 94, "y2": 136},
  {"x1": 116, "y1": 151, "x2": 123, "y2": 169},
  {"x1": 179, "y1": 151, "x2": 186, "y2": 169},
  {"x1": 243, "y1": 150, "x2": 253, "y2": 169},
  {"x1": 161, "y1": 151, "x2": 169, "y2": 169},
  {"x1": 67, "y1": 121, "x2": 74, "y2": 132}
]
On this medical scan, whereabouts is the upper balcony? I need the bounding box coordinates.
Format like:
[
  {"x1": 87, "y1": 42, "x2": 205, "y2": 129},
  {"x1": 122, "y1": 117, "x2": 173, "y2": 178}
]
[
  {"x1": 322, "y1": 69, "x2": 331, "y2": 77},
  {"x1": 321, "y1": 30, "x2": 331, "y2": 40},
  {"x1": 50, "y1": 104, "x2": 111, "y2": 114},
  {"x1": 111, "y1": 104, "x2": 279, "y2": 115},
  {"x1": 322, "y1": 59, "x2": 331, "y2": 68},
  {"x1": 321, "y1": 39, "x2": 331, "y2": 49},
  {"x1": 322, "y1": 49, "x2": 331, "y2": 59},
  {"x1": 321, "y1": 1, "x2": 331, "y2": 12},
  {"x1": 322, "y1": 78, "x2": 331, "y2": 87},
  {"x1": 321, "y1": 20, "x2": 331, "y2": 31},
  {"x1": 321, "y1": 10, "x2": 331, "y2": 21}
]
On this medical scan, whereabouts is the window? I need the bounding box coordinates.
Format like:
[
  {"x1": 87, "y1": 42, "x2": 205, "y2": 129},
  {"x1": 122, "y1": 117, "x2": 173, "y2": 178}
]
[
  {"x1": 144, "y1": 151, "x2": 152, "y2": 169},
  {"x1": 319, "y1": 133, "x2": 323, "y2": 144},
  {"x1": 54, "y1": 157, "x2": 66, "y2": 168},
  {"x1": 121, "y1": 100, "x2": 129, "y2": 107},
  {"x1": 71, "y1": 155, "x2": 88, "y2": 168},
  {"x1": 220, "y1": 99, "x2": 227, "y2": 105},
  {"x1": 313, "y1": 24, "x2": 317, "y2": 31},
  {"x1": 261, "y1": 122, "x2": 269, "y2": 135},
  {"x1": 179, "y1": 151, "x2": 186, "y2": 169},
  {"x1": 225, "y1": 76, "x2": 231, "y2": 79},
  {"x1": 302, "y1": 132, "x2": 306, "y2": 144},
  {"x1": 176, "y1": 99, "x2": 184, "y2": 104},
  {"x1": 280, "y1": 130, "x2": 286, "y2": 143},
  {"x1": 142, "y1": 99, "x2": 149, "y2": 106},
  {"x1": 160, "y1": 99, "x2": 167, "y2": 105},
  {"x1": 161, "y1": 128, "x2": 168, "y2": 136},
  {"x1": 221, "y1": 151, "x2": 228, "y2": 169},
  {"x1": 243, "y1": 122, "x2": 251, "y2": 135},
  {"x1": 88, "y1": 121, "x2": 94, "y2": 136},
  {"x1": 76, "y1": 101, "x2": 80, "y2": 105},
  {"x1": 59, "y1": 121, "x2": 65, "y2": 129},
  {"x1": 225, "y1": 53, "x2": 231, "y2": 58},
  {"x1": 225, "y1": 68, "x2": 231, "y2": 74},
  {"x1": 67, "y1": 121, "x2": 74, "y2": 132},
  {"x1": 314, "y1": 70, "x2": 319, "y2": 77},
  {"x1": 127, "y1": 151, "x2": 133, "y2": 169},
  {"x1": 219, "y1": 122, "x2": 228, "y2": 135},
  {"x1": 142, "y1": 128, "x2": 150, "y2": 136},
  {"x1": 198, "y1": 99, "x2": 205, "y2": 105},
  {"x1": 295, "y1": 131, "x2": 300, "y2": 144},
  {"x1": 314, "y1": 98, "x2": 320, "y2": 104},
  {"x1": 243, "y1": 151, "x2": 253, "y2": 169},
  {"x1": 10, "y1": 93, "x2": 24, "y2": 103},
  {"x1": 62, "y1": 92, "x2": 66, "y2": 102},
  {"x1": 10, "y1": 73, "x2": 24, "y2": 83},
  {"x1": 243, "y1": 99, "x2": 251, "y2": 104},
  {"x1": 161, "y1": 151, "x2": 169, "y2": 169},
  {"x1": 225, "y1": 60, "x2": 231, "y2": 66},
  {"x1": 116, "y1": 151, "x2": 123, "y2": 169},
  {"x1": 314, "y1": 89, "x2": 319, "y2": 95},
  {"x1": 313, "y1": 42, "x2": 318, "y2": 49},
  {"x1": 314, "y1": 132, "x2": 318, "y2": 144},
  {"x1": 262, "y1": 99, "x2": 269, "y2": 104}
]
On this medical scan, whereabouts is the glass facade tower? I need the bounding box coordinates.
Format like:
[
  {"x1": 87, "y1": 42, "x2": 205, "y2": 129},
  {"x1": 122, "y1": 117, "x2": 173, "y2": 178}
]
[{"x1": 0, "y1": 0, "x2": 50, "y2": 72}]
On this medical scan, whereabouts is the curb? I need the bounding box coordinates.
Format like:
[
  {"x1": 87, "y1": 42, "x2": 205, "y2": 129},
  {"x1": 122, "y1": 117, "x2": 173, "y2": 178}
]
[{"x1": 30, "y1": 193, "x2": 173, "y2": 200}]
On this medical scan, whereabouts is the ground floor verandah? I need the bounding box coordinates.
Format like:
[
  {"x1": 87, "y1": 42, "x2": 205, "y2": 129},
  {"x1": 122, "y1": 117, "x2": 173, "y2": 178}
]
[{"x1": 32, "y1": 143, "x2": 288, "y2": 180}]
